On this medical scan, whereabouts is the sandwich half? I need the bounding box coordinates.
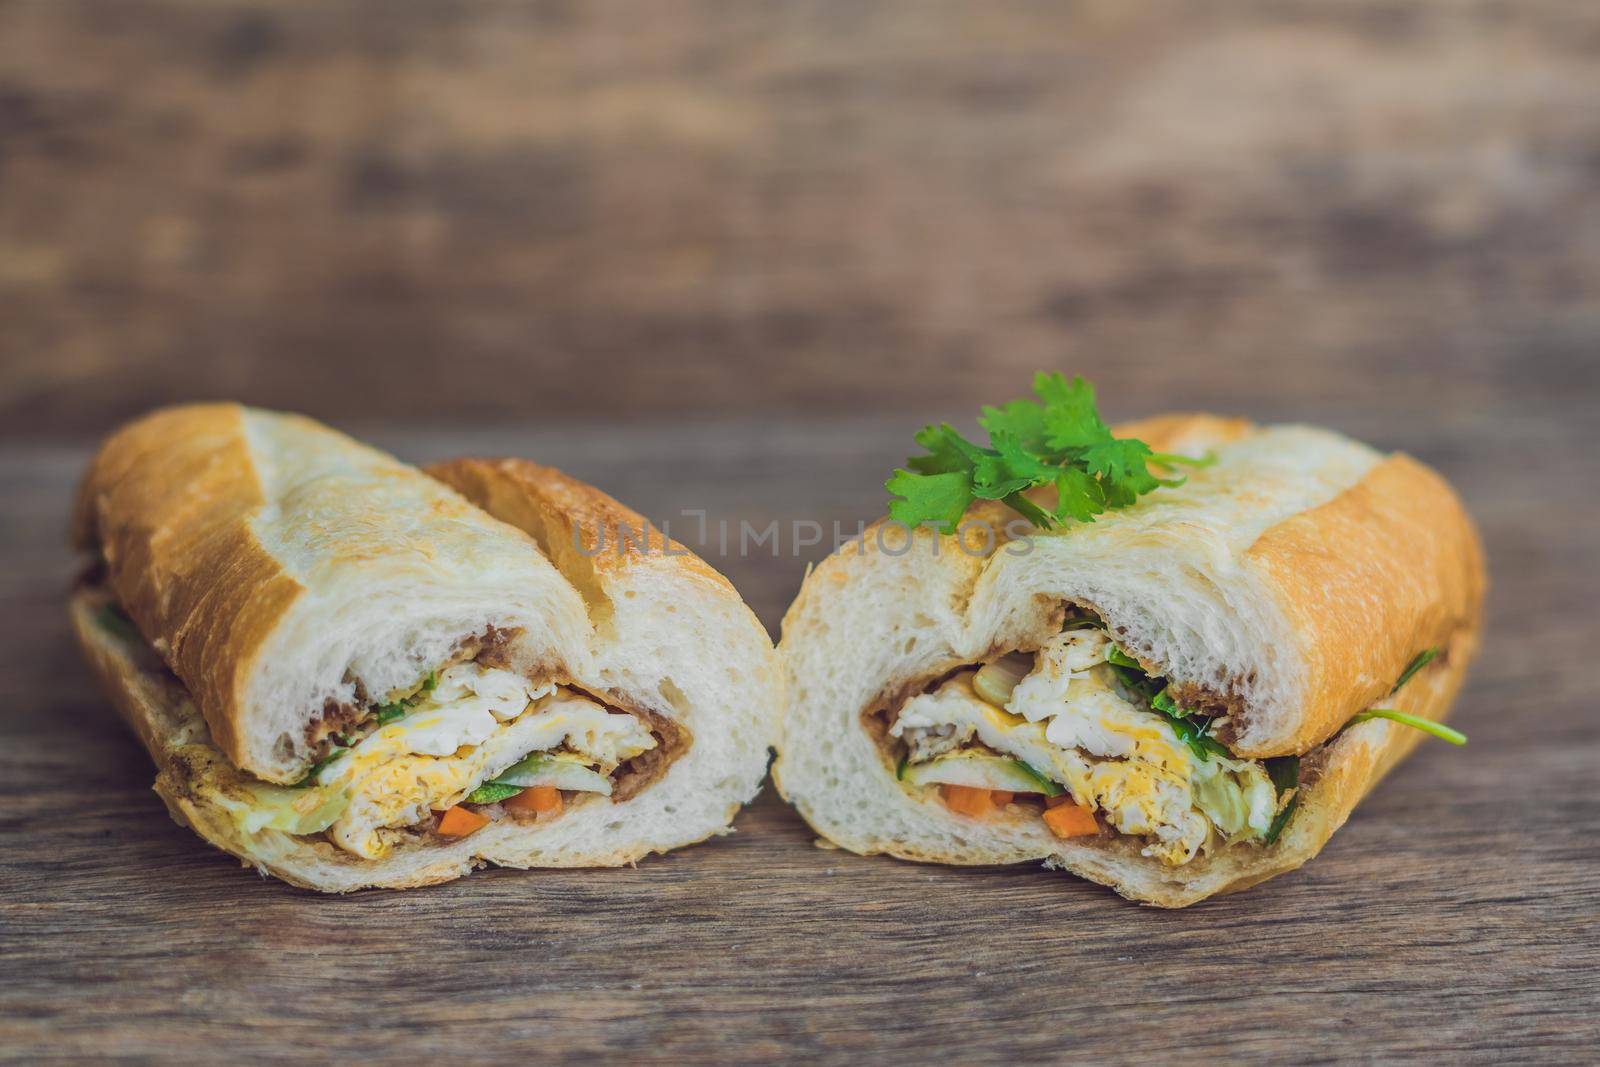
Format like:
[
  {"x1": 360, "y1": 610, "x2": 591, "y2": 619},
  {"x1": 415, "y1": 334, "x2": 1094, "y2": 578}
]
[
  {"x1": 775, "y1": 412, "x2": 1484, "y2": 906},
  {"x1": 71, "y1": 404, "x2": 779, "y2": 891}
]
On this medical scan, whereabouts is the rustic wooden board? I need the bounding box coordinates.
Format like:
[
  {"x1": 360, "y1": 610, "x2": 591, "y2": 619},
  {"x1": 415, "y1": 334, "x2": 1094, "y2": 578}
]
[
  {"x1": 3, "y1": 0, "x2": 1600, "y2": 435},
  {"x1": 2, "y1": 406, "x2": 1596, "y2": 1063}
]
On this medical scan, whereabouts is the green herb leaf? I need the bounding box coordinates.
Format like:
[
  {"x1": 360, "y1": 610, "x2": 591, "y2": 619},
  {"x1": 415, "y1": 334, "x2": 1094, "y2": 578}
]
[
  {"x1": 1053, "y1": 466, "x2": 1107, "y2": 524},
  {"x1": 373, "y1": 703, "x2": 407, "y2": 726},
  {"x1": 978, "y1": 399, "x2": 1047, "y2": 449},
  {"x1": 1348, "y1": 708, "x2": 1466, "y2": 745},
  {"x1": 1107, "y1": 657, "x2": 1226, "y2": 761},
  {"x1": 1002, "y1": 490, "x2": 1055, "y2": 529},
  {"x1": 1263, "y1": 756, "x2": 1300, "y2": 845},
  {"x1": 886, "y1": 374, "x2": 1183, "y2": 530},
  {"x1": 1150, "y1": 686, "x2": 1187, "y2": 717},
  {"x1": 95, "y1": 603, "x2": 140, "y2": 642},
  {"x1": 294, "y1": 748, "x2": 347, "y2": 788},
  {"x1": 1163, "y1": 713, "x2": 1230, "y2": 762},
  {"x1": 905, "y1": 423, "x2": 986, "y2": 476},
  {"x1": 1036, "y1": 372, "x2": 1112, "y2": 451},
  {"x1": 886, "y1": 469, "x2": 973, "y2": 531},
  {"x1": 466, "y1": 782, "x2": 524, "y2": 805},
  {"x1": 1266, "y1": 755, "x2": 1300, "y2": 795},
  {"x1": 1391, "y1": 648, "x2": 1439, "y2": 694},
  {"x1": 1105, "y1": 645, "x2": 1142, "y2": 669},
  {"x1": 372, "y1": 671, "x2": 444, "y2": 727}
]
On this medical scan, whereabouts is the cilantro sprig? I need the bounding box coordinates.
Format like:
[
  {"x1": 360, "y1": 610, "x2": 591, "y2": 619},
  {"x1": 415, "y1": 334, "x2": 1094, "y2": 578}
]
[
  {"x1": 1263, "y1": 756, "x2": 1300, "y2": 845},
  {"x1": 1391, "y1": 648, "x2": 1438, "y2": 694},
  {"x1": 886, "y1": 373, "x2": 1211, "y2": 531},
  {"x1": 1104, "y1": 645, "x2": 1229, "y2": 762}
]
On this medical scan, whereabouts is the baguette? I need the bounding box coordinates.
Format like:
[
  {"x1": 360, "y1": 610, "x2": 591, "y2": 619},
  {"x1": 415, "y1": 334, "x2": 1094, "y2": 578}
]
[
  {"x1": 71, "y1": 405, "x2": 779, "y2": 890},
  {"x1": 774, "y1": 414, "x2": 1484, "y2": 906}
]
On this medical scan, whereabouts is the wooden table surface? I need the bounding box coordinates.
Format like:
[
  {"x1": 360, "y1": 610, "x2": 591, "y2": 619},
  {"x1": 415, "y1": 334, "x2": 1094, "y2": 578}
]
[{"x1": 2, "y1": 399, "x2": 1596, "y2": 1064}]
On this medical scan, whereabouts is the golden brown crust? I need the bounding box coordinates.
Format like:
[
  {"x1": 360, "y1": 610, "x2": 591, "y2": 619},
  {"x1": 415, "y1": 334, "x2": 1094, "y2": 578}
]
[
  {"x1": 1112, "y1": 413, "x2": 1257, "y2": 454},
  {"x1": 880, "y1": 415, "x2": 1482, "y2": 755},
  {"x1": 424, "y1": 457, "x2": 739, "y2": 611},
  {"x1": 1186, "y1": 608, "x2": 1481, "y2": 905},
  {"x1": 1240, "y1": 453, "x2": 1487, "y2": 755},
  {"x1": 71, "y1": 404, "x2": 304, "y2": 772}
]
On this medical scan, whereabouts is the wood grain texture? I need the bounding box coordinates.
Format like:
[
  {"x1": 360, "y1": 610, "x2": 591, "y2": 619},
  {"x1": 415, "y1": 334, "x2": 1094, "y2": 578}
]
[
  {"x1": 2, "y1": 0, "x2": 1599, "y2": 436},
  {"x1": 2, "y1": 401, "x2": 1596, "y2": 1064}
]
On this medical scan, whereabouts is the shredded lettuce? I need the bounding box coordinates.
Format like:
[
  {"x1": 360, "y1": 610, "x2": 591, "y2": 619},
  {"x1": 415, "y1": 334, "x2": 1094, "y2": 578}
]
[{"x1": 218, "y1": 781, "x2": 349, "y2": 836}]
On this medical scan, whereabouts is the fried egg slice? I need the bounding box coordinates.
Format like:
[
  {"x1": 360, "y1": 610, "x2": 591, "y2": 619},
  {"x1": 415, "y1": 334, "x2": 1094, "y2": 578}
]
[
  {"x1": 895, "y1": 629, "x2": 1274, "y2": 865},
  {"x1": 319, "y1": 664, "x2": 655, "y2": 858}
]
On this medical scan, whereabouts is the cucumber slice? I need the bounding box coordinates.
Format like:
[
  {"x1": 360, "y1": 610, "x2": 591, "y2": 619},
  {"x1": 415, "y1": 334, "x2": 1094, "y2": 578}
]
[
  {"x1": 901, "y1": 752, "x2": 1063, "y2": 796},
  {"x1": 465, "y1": 782, "x2": 524, "y2": 805},
  {"x1": 490, "y1": 753, "x2": 613, "y2": 795}
]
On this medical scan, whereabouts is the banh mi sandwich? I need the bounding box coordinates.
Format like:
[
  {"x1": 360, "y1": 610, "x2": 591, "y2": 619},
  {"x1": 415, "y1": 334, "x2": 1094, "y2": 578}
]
[
  {"x1": 775, "y1": 375, "x2": 1483, "y2": 907},
  {"x1": 70, "y1": 404, "x2": 779, "y2": 891}
]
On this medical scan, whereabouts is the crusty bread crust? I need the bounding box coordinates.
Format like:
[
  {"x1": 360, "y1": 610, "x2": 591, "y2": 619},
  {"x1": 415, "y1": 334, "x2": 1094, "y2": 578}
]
[
  {"x1": 69, "y1": 411, "x2": 781, "y2": 891},
  {"x1": 72, "y1": 590, "x2": 493, "y2": 890},
  {"x1": 423, "y1": 457, "x2": 739, "y2": 612},
  {"x1": 774, "y1": 413, "x2": 1485, "y2": 906},
  {"x1": 72, "y1": 405, "x2": 301, "y2": 777},
  {"x1": 73, "y1": 404, "x2": 591, "y2": 783},
  {"x1": 1245, "y1": 452, "x2": 1486, "y2": 754}
]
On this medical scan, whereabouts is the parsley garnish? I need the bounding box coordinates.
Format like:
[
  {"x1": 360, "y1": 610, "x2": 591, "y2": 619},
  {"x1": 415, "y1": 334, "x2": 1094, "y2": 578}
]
[
  {"x1": 885, "y1": 373, "x2": 1211, "y2": 530},
  {"x1": 1150, "y1": 687, "x2": 1186, "y2": 718},
  {"x1": 1163, "y1": 711, "x2": 1231, "y2": 762}
]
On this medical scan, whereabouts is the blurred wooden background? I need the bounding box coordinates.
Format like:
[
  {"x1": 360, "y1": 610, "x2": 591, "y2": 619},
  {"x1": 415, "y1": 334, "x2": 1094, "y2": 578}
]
[{"x1": 2, "y1": 0, "x2": 1598, "y2": 438}]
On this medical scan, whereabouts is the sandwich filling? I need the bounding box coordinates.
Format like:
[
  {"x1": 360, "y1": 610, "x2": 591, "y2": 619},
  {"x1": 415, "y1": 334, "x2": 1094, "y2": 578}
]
[
  {"x1": 89, "y1": 593, "x2": 686, "y2": 859},
  {"x1": 218, "y1": 661, "x2": 667, "y2": 858},
  {"x1": 885, "y1": 624, "x2": 1289, "y2": 866}
]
